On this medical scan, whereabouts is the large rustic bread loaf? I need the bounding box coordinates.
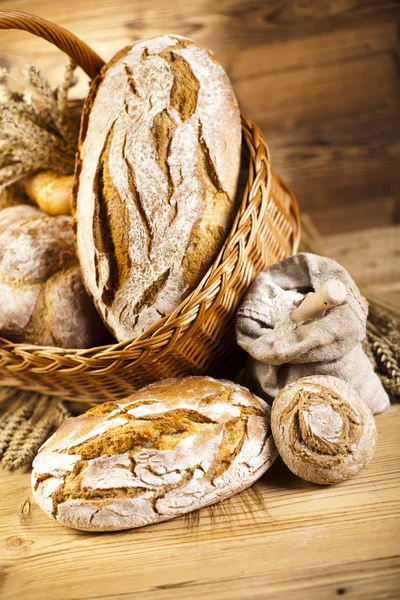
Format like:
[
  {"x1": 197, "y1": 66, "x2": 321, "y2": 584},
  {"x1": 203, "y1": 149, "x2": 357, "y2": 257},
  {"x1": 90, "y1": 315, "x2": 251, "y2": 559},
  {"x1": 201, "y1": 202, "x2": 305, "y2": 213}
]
[
  {"x1": 74, "y1": 35, "x2": 242, "y2": 341},
  {"x1": 32, "y1": 377, "x2": 277, "y2": 531},
  {"x1": 0, "y1": 204, "x2": 107, "y2": 347}
]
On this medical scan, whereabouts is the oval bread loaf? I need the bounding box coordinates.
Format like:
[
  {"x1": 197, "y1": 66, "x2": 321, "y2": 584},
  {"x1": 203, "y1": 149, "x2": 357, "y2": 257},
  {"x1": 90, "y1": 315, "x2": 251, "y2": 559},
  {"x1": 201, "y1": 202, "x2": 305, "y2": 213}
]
[
  {"x1": 32, "y1": 377, "x2": 277, "y2": 531},
  {"x1": 74, "y1": 35, "x2": 242, "y2": 341},
  {"x1": 0, "y1": 204, "x2": 107, "y2": 347}
]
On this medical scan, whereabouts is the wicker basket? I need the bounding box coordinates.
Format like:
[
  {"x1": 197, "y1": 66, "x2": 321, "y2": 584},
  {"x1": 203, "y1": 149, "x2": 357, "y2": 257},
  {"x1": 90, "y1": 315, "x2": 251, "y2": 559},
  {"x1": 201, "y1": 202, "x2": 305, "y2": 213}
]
[{"x1": 0, "y1": 10, "x2": 300, "y2": 404}]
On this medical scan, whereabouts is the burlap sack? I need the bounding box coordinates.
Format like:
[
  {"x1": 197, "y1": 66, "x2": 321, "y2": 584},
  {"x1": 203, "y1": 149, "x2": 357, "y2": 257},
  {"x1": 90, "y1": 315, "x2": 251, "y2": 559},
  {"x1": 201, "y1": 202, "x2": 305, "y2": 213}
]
[{"x1": 236, "y1": 253, "x2": 389, "y2": 414}]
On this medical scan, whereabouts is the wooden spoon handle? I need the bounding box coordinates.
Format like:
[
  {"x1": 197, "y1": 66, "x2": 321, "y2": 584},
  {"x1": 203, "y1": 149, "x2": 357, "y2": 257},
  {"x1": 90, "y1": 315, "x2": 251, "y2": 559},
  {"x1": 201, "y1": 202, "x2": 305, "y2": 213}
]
[{"x1": 291, "y1": 279, "x2": 347, "y2": 323}]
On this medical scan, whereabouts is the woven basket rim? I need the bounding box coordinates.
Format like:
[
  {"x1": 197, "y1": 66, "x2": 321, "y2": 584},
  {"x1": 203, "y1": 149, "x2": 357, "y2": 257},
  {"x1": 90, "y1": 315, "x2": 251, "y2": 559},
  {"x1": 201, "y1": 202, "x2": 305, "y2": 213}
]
[{"x1": 0, "y1": 9, "x2": 301, "y2": 373}]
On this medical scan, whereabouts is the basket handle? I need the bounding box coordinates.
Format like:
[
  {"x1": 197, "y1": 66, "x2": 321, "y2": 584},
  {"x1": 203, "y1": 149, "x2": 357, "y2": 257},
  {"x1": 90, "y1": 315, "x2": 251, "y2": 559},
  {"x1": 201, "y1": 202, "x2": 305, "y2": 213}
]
[{"x1": 0, "y1": 10, "x2": 105, "y2": 80}]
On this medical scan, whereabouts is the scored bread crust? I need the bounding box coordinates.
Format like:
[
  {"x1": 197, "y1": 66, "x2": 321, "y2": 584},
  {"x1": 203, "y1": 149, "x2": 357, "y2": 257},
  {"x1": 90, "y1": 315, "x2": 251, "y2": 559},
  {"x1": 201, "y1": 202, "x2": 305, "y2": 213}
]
[
  {"x1": 271, "y1": 376, "x2": 377, "y2": 484},
  {"x1": 32, "y1": 377, "x2": 277, "y2": 531},
  {"x1": 74, "y1": 35, "x2": 242, "y2": 341}
]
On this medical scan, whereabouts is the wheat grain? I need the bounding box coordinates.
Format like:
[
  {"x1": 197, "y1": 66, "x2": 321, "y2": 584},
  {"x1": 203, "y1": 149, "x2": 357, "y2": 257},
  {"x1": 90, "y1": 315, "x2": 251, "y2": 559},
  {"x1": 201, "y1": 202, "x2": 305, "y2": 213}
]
[
  {"x1": 3, "y1": 418, "x2": 53, "y2": 470},
  {"x1": 0, "y1": 390, "x2": 71, "y2": 469},
  {"x1": 0, "y1": 60, "x2": 79, "y2": 186}
]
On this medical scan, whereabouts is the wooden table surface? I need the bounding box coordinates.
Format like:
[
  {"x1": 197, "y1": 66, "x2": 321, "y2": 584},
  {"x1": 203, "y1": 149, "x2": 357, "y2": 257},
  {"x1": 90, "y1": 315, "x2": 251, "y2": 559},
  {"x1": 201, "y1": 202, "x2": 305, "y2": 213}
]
[
  {"x1": 1, "y1": 2, "x2": 400, "y2": 599},
  {"x1": 1, "y1": 405, "x2": 399, "y2": 600}
]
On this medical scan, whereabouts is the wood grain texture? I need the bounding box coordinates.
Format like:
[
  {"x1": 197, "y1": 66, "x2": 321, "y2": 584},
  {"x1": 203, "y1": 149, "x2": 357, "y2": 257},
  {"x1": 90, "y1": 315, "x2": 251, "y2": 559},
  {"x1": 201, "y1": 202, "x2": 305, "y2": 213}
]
[
  {"x1": 1, "y1": 0, "x2": 399, "y2": 234},
  {"x1": 1, "y1": 225, "x2": 400, "y2": 599},
  {"x1": 0, "y1": 404, "x2": 399, "y2": 600},
  {"x1": 1, "y1": 2, "x2": 400, "y2": 598},
  {"x1": 323, "y1": 225, "x2": 400, "y2": 304}
]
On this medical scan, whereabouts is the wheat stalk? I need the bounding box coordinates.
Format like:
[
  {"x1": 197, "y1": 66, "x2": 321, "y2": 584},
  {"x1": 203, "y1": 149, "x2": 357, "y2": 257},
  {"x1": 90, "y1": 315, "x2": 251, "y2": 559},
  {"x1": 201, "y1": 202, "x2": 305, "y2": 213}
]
[
  {"x1": 0, "y1": 395, "x2": 36, "y2": 459},
  {"x1": 0, "y1": 389, "x2": 71, "y2": 470},
  {"x1": 0, "y1": 60, "x2": 79, "y2": 187},
  {"x1": 3, "y1": 418, "x2": 53, "y2": 470}
]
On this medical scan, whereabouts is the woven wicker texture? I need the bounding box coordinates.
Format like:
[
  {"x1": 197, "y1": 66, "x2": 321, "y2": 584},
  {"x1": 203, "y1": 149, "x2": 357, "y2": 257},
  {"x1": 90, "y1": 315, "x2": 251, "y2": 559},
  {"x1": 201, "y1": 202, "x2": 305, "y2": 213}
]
[
  {"x1": 0, "y1": 10, "x2": 300, "y2": 403},
  {"x1": 0, "y1": 10, "x2": 104, "y2": 79}
]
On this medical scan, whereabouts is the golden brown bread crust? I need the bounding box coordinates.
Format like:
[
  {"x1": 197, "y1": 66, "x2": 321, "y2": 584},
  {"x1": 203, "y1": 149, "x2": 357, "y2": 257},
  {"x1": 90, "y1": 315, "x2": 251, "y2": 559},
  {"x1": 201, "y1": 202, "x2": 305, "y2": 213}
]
[
  {"x1": 74, "y1": 35, "x2": 241, "y2": 341},
  {"x1": 271, "y1": 376, "x2": 377, "y2": 485},
  {"x1": 0, "y1": 205, "x2": 107, "y2": 347},
  {"x1": 32, "y1": 376, "x2": 277, "y2": 531}
]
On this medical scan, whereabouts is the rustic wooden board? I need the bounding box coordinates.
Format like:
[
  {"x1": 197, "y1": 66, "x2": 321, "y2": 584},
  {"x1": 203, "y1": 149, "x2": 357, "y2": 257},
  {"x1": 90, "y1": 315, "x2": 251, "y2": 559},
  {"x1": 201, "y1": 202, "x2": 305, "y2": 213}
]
[
  {"x1": 1, "y1": 2, "x2": 400, "y2": 598},
  {"x1": 0, "y1": 224, "x2": 400, "y2": 599},
  {"x1": 0, "y1": 304, "x2": 398, "y2": 578},
  {"x1": 0, "y1": 0, "x2": 399, "y2": 234},
  {"x1": 0, "y1": 405, "x2": 399, "y2": 600}
]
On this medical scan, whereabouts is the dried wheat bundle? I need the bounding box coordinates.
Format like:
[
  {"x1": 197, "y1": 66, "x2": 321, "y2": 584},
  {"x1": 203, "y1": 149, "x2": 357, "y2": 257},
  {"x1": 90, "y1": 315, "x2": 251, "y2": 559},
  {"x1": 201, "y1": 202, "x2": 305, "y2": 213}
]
[
  {"x1": 363, "y1": 298, "x2": 400, "y2": 397},
  {"x1": 0, "y1": 388, "x2": 71, "y2": 470},
  {"x1": 0, "y1": 60, "x2": 78, "y2": 186},
  {"x1": 301, "y1": 215, "x2": 400, "y2": 398}
]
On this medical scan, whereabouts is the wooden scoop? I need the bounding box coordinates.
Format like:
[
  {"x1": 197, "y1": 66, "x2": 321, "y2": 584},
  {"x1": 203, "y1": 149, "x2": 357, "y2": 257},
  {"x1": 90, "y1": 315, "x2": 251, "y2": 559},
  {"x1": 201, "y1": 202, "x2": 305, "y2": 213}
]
[{"x1": 291, "y1": 279, "x2": 347, "y2": 323}]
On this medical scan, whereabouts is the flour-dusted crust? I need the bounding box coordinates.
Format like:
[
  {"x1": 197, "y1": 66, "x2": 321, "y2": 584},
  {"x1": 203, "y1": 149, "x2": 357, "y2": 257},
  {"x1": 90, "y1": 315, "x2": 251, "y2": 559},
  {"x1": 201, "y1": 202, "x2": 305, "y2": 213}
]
[
  {"x1": 0, "y1": 205, "x2": 107, "y2": 347},
  {"x1": 74, "y1": 35, "x2": 241, "y2": 341},
  {"x1": 271, "y1": 376, "x2": 377, "y2": 484},
  {"x1": 32, "y1": 377, "x2": 277, "y2": 531}
]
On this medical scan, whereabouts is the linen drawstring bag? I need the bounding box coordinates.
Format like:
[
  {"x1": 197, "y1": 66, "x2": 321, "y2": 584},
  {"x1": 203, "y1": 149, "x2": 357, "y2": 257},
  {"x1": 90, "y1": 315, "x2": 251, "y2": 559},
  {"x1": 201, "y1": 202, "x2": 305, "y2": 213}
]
[{"x1": 236, "y1": 253, "x2": 389, "y2": 414}]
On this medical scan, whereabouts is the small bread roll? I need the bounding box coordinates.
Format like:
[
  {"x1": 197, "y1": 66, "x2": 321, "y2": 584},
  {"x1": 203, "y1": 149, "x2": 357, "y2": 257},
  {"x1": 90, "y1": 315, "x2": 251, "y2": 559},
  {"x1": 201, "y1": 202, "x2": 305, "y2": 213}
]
[
  {"x1": 271, "y1": 376, "x2": 377, "y2": 484},
  {"x1": 24, "y1": 170, "x2": 73, "y2": 215},
  {"x1": 32, "y1": 377, "x2": 277, "y2": 531}
]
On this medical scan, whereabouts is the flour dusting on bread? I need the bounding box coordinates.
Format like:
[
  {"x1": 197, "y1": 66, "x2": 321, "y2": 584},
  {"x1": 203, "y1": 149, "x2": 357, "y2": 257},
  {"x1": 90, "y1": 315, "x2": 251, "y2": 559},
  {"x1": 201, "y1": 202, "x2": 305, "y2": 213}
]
[
  {"x1": 32, "y1": 377, "x2": 276, "y2": 531},
  {"x1": 75, "y1": 35, "x2": 241, "y2": 341}
]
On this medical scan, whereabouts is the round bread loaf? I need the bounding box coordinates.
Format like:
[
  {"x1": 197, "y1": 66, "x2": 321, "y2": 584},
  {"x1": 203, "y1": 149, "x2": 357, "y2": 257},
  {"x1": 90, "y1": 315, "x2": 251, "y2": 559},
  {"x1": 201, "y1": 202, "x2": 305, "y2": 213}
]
[
  {"x1": 74, "y1": 35, "x2": 242, "y2": 341},
  {"x1": 271, "y1": 376, "x2": 377, "y2": 485},
  {"x1": 0, "y1": 204, "x2": 107, "y2": 347},
  {"x1": 32, "y1": 376, "x2": 277, "y2": 531}
]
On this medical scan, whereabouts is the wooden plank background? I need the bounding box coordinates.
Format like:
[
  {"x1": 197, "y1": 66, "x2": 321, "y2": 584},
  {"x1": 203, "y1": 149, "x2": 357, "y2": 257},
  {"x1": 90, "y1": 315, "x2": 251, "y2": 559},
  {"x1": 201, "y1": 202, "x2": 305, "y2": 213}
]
[{"x1": 1, "y1": 0, "x2": 399, "y2": 235}]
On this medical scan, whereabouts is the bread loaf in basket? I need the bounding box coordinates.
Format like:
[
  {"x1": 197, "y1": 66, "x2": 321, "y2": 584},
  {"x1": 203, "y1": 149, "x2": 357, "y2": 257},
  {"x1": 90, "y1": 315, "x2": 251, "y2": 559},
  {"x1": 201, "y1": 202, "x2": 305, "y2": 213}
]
[
  {"x1": 0, "y1": 10, "x2": 300, "y2": 403},
  {"x1": 75, "y1": 35, "x2": 242, "y2": 341}
]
